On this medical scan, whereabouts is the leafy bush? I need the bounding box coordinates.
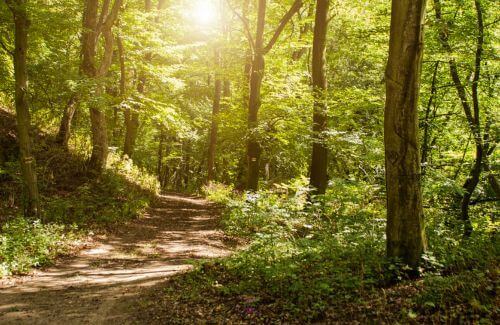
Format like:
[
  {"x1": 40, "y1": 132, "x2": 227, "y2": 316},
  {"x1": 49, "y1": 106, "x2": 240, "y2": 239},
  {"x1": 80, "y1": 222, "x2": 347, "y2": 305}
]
[
  {"x1": 202, "y1": 182, "x2": 235, "y2": 205},
  {"x1": 0, "y1": 218, "x2": 75, "y2": 276},
  {"x1": 169, "y1": 178, "x2": 498, "y2": 322}
]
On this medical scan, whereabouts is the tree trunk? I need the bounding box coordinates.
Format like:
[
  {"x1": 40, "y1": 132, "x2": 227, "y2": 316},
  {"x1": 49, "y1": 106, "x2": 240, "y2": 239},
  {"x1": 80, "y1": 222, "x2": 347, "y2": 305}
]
[
  {"x1": 460, "y1": 144, "x2": 482, "y2": 236},
  {"x1": 111, "y1": 33, "x2": 126, "y2": 145},
  {"x1": 244, "y1": 0, "x2": 302, "y2": 191},
  {"x1": 247, "y1": 53, "x2": 265, "y2": 191},
  {"x1": 207, "y1": 49, "x2": 223, "y2": 183},
  {"x1": 157, "y1": 128, "x2": 164, "y2": 182},
  {"x1": 246, "y1": 0, "x2": 266, "y2": 191},
  {"x1": 309, "y1": 0, "x2": 330, "y2": 195},
  {"x1": 123, "y1": 109, "x2": 139, "y2": 157},
  {"x1": 123, "y1": 0, "x2": 151, "y2": 158},
  {"x1": 292, "y1": 3, "x2": 314, "y2": 61},
  {"x1": 81, "y1": 0, "x2": 122, "y2": 173},
  {"x1": 6, "y1": 0, "x2": 40, "y2": 217},
  {"x1": 384, "y1": 0, "x2": 427, "y2": 268},
  {"x1": 88, "y1": 90, "x2": 109, "y2": 172},
  {"x1": 56, "y1": 95, "x2": 78, "y2": 148}
]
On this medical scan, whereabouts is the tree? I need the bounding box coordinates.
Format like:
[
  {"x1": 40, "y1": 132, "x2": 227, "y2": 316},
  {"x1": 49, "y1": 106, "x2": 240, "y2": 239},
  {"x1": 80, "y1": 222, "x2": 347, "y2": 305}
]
[
  {"x1": 241, "y1": 0, "x2": 303, "y2": 191},
  {"x1": 81, "y1": 0, "x2": 123, "y2": 173},
  {"x1": 124, "y1": 0, "x2": 153, "y2": 158},
  {"x1": 434, "y1": 0, "x2": 499, "y2": 236},
  {"x1": 55, "y1": 94, "x2": 78, "y2": 148},
  {"x1": 5, "y1": 0, "x2": 40, "y2": 217},
  {"x1": 207, "y1": 48, "x2": 223, "y2": 183},
  {"x1": 309, "y1": 0, "x2": 330, "y2": 195},
  {"x1": 384, "y1": 0, "x2": 427, "y2": 268}
]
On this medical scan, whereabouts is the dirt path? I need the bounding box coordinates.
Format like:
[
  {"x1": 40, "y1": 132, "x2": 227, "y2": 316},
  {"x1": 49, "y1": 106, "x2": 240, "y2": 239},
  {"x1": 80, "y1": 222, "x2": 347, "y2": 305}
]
[{"x1": 0, "y1": 194, "x2": 231, "y2": 324}]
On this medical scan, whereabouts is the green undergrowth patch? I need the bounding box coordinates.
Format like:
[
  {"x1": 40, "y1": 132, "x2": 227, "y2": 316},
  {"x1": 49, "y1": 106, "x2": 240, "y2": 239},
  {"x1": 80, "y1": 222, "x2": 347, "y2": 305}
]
[
  {"x1": 0, "y1": 218, "x2": 79, "y2": 277},
  {"x1": 0, "y1": 142, "x2": 160, "y2": 276},
  {"x1": 155, "y1": 179, "x2": 498, "y2": 323},
  {"x1": 43, "y1": 153, "x2": 159, "y2": 228}
]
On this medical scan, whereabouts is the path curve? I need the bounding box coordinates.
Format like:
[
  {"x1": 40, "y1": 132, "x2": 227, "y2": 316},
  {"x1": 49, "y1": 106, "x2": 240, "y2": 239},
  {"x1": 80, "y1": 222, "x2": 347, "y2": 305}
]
[{"x1": 0, "y1": 194, "x2": 231, "y2": 324}]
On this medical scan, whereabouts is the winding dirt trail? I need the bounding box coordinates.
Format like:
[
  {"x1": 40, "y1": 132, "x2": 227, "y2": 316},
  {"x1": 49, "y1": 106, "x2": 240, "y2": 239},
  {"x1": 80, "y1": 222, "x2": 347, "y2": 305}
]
[{"x1": 0, "y1": 194, "x2": 231, "y2": 324}]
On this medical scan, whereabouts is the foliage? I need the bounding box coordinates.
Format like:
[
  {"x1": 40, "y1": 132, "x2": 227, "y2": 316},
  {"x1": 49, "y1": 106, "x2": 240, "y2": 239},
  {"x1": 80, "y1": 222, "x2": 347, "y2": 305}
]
[
  {"x1": 181, "y1": 179, "x2": 497, "y2": 322},
  {"x1": 202, "y1": 182, "x2": 235, "y2": 205},
  {"x1": 0, "y1": 218, "x2": 76, "y2": 276}
]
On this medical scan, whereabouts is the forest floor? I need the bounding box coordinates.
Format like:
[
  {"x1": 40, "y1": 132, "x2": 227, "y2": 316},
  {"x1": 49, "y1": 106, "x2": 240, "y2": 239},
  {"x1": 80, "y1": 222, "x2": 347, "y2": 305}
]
[{"x1": 0, "y1": 194, "x2": 233, "y2": 324}]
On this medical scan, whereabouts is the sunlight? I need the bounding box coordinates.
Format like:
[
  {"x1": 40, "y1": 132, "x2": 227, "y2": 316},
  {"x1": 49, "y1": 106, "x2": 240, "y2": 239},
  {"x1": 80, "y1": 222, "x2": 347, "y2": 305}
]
[{"x1": 190, "y1": 0, "x2": 219, "y2": 27}]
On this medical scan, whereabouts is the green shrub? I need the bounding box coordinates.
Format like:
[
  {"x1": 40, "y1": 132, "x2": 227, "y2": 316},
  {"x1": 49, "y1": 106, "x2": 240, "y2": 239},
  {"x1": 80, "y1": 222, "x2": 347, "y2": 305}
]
[
  {"x1": 180, "y1": 178, "x2": 498, "y2": 321},
  {"x1": 202, "y1": 182, "x2": 235, "y2": 204},
  {"x1": 0, "y1": 218, "x2": 74, "y2": 276}
]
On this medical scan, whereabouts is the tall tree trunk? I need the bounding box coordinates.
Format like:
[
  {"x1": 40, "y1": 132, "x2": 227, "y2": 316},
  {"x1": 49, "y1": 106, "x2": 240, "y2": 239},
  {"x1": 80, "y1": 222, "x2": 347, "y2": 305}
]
[
  {"x1": 124, "y1": 0, "x2": 152, "y2": 158},
  {"x1": 245, "y1": 0, "x2": 302, "y2": 191},
  {"x1": 309, "y1": 0, "x2": 330, "y2": 195},
  {"x1": 243, "y1": 0, "x2": 252, "y2": 81},
  {"x1": 247, "y1": 52, "x2": 265, "y2": 191},
  {"x1": 157, "y1": 127, "x2": 164, "y2": 182},
  {"x1": 110, "y1": 33, "x2": 126, "y2": 145},
  {"x1": 6, "y1": 0, "x2": 40, "y2": 217},
  {"x1": 56, "y1": 95, "x2": 78, "y2": 148},
  {"x1": 82, "y1": 0, "x2": 122, "y2": 173},
  {"x1": 123, "y1": 109, "x2": 139, "y2": 157},
  {"x1": 384, "y1": 0, "x2": 427, "y2": 268},
  {"x1": 88, "y1": 98, "x2": 109, "y2": 171},
  {"x1": 246, "y1": 0, "x2": 267, "y2": 191},
  {"x1": 207, "y1": 49, "x2": 223, "y2": 183}
]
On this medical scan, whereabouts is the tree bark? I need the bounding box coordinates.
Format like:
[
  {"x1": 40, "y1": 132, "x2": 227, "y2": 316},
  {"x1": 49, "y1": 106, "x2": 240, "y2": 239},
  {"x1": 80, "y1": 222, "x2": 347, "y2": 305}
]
[
  {"x1": 81, "y1": 0, "x2": 122, "y2": 173},
  {"x1": 157, "y1": 127, "x2": 164, "y2": 182},
  {"x1": 56, "y1": 95, "x2": 78, "y2": 148},
  {"x1": 292, "y1": 3, "x2": 314, "y2": 61},
  {"x1": 384, "y1": 0, "x2": 427, "y2": 268},
  {"x1": 246, "y1": 0, "x2": 267, "y2": 191},
  {"x1": 246, "y1": 0, "x2": 303, "y2": 191},
  {"x1": 309, "y1": 0, "x2": 330, "y2": 195},
  {"x1": 207, "y1": 49, "x2": 223, "y2": 183},
  {"x1": 123, "y1": 109, "x2": 139, "y2": 158},
  {"x1": 6, "y1": 0, "x2": 40, "y2": 217},
  {"x1": 123, "y1": 0, "x2": 152, "y2": 158}
]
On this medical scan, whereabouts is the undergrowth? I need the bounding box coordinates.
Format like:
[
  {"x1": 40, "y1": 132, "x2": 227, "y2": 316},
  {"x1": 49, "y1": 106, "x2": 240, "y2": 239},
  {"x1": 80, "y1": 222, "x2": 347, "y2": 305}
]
[
  {"x1": 165, "y1": 179, "x2": 498, "y2": 323},
  {"x1": 0, "y1": 218, "x2": 77, "y2": 277},
  {"x1": 0, "y1": 145, "x2": 160, "y2": 276},
  {"x1": 43, "y1": 153, "x2": 159, "y2": 227}
]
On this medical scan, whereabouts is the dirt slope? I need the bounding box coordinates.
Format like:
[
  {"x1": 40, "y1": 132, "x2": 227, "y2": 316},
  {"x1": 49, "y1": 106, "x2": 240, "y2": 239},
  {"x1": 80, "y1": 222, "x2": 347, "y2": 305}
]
[{"x1": 0, "y1": 194, "x2": 231, "y2": 324}]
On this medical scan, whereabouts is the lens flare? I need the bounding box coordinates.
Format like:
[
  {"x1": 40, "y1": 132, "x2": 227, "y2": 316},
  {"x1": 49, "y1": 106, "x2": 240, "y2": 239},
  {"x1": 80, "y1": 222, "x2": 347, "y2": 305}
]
[{"x1": 191, "y1": 0, "x2": 218, "y2": 26}]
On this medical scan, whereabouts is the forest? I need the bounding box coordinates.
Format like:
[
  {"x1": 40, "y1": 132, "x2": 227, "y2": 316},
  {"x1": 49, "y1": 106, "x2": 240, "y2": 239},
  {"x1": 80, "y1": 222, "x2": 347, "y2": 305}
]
[{"x1": 0, "y1": 0, "x2": 498, "y2": 323}]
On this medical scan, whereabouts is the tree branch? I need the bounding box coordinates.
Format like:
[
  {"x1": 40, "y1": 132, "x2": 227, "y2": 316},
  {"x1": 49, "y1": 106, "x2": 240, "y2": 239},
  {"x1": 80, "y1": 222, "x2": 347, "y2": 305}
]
[
  {"x1": 434, "y1": 0, "x2": 481, "y2": 145},
  {"x1": 262, "y1": 0, "x2": 303, "y2": 55},
  {"x1": 225, "y1": 0, "x2": 255, "y2": 53},
  {"x1": 96, "y1": 0, "x2": 123, "y2": 76}
]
